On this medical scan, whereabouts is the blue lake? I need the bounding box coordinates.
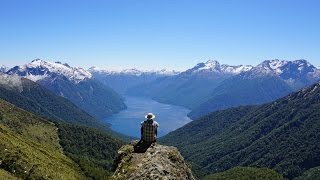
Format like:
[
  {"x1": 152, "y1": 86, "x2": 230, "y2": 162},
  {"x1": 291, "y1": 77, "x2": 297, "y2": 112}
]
[{"x1": 103, "y1": 96, "x2": 192, "y2": 138}]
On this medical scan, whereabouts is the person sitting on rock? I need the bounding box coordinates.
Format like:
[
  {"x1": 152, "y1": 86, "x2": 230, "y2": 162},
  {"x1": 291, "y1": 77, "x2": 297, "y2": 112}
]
[
  {"x1": 141, "y1": 112, "x2": 159, "y2": 143},
  {"x1": 134, "y1": 112, "x2": 159, "y2": 153}
]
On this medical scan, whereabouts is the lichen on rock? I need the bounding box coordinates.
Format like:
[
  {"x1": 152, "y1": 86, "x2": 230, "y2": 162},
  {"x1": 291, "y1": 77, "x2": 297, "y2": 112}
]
[{"x1": 111, "y1": 141, "x2": 195, "y2": 180}]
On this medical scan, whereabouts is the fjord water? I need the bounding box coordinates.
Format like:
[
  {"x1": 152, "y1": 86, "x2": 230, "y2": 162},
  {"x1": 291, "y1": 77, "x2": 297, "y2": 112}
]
[{"x1": 103, "y1": 96, "x2": 192, "y2": 138}]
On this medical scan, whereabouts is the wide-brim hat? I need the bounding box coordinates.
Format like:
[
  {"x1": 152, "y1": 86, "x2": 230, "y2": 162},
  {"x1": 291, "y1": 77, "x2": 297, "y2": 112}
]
[{"x1": 145, "y1": 112, "x2": 155, "y2": 119}]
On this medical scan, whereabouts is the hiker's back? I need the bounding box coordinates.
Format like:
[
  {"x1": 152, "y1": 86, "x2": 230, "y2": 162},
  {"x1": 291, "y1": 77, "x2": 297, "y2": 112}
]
[{"x1": 141, "y1": 120, "x2": 158, "y2": 142}]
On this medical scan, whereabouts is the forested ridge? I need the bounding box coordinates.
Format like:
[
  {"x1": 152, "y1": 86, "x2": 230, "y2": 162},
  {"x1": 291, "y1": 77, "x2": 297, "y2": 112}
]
[
  {"x1": 203, "y1": 167, "x2": 285, "y2": 180},
  {"x1": 161, "y1": 82, "x2": 320, "y2": 179},
  {"x1": 0, "y1": 76, "x2": 127, "y2": 179},
  {"x1": 0, "y1": 78, "x2": 99, "y2": 126},
  {"x1": 0, "y1": 97, "x2": 125, "y2": 179},
  {"x1": 57, "y1": 123, "x2": 124, "y2": 179},
  {"x1": 0, "y1": 99, "x2": 86, "y2": 179}
]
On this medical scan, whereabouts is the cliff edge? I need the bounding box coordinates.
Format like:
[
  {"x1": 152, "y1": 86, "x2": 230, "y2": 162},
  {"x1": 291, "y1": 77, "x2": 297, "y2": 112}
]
[{"x1": 111, "y1": 141, "x2": 195, "y2": 180}]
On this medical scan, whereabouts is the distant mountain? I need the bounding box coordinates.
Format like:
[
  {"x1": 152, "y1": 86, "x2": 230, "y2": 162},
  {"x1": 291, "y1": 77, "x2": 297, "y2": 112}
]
[
  {"x1": 128, "y1": 60, "x2": 253, "y2": 108},
  {"x1": 189, "y1": 74, "x2": 293, "y2": 119},
  {"x1": 189, "y1": 59, "x2": 320, "y2": 118},
  {"x1": 184, "y1": 60, "x2": 253, "y2": 75},
  {"x1": 90, "y1": 67, "x2": 179, "y2": 76},
  {"x1": 0, "y1": 73, "x2": 99, "y2": 126},
  {"x1": 89, "y1": 67, "x2": 178, "y2": 94},
  {"x1": 7, "y1": 59, "x2": 92, "y2": 82},
  {"x1": 7, "y1": 59, "x2": 126, "y2": 119},
  {"x1": 247, "y1": 59, "x2": 320, "y2": 90},
  {"x1": 161, "y1": 82, "x2": 320, "y2": 179},
  {"x1": 0, "y1": 65, "x2": 8, "y2": 73}
]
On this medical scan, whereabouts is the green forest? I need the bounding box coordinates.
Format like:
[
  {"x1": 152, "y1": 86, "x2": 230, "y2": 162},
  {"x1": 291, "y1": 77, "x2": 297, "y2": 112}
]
[
  {"x1": 57, "y1": 123, "x2": 124, "y2": 179},
  {"x1": 203, "y1": 167, "x2": 284, "y2": 180},
  {"x1": 161, "y1": 82, "x2": 320, "y2": 179}
]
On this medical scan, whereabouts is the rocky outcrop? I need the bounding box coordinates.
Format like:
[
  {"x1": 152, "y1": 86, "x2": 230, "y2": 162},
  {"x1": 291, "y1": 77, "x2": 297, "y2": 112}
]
[{"x1": 111, "y1": 141, "x2": 195, "y2": 180}]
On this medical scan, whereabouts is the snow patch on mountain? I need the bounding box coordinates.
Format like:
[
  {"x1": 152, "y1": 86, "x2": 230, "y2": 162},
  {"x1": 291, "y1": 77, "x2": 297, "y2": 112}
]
[
  {"x1": 189, "y1": 60, "x2": 253, "y2": 74},
  {"x1": 196, "y1": 60, "x2": 221, "y2": 71},
  {"x1": 253, "y1": 59, "x2": 287, "y2": 75},
  {"x1": 221, "y1": 64, "x2": 253, "y2": 74},
  {"x1": 26, "y1": 74, "x2": 50, "y2": 82},
  {"x1": 0, "y1": 65, "x2": 9, "y2": 73},
  {"x1": 251, "y1": 59, "x2": 318, "y2": 76},
  {"x1": 312, "y1": 68, "x2": 320, "y2": 78},
  {"x1": 269, "y1": 59, "x2": 288, "y2": 73},
  {"x1": 0, "y1": 73, "x2": 23, "y2": 92},
  {"x1": 154, "y1": 69, "x2": 181, "y2": 75},
  {"x1": 7, "y1": 59, "x2": 92, "y2": 83},
  {"x1": 88, "y1": 66, "x2": 179, "y2": 76}
]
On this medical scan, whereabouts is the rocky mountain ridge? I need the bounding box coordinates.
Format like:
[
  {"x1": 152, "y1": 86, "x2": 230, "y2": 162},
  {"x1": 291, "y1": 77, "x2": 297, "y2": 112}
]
[
  {"x1": 7, "y1": 59, "x2": 92, "y2": 83},
  {"x1": 0, "y1": 73, "x2": 101, "y2": 126},
  {"x1": 89, "y1": 66, "x2": 180, "y2": 76},
  {"x1": 6, "y1": 59, "x2": 126, "y2": 119},
  {"x1": 185, "y1": 60, "x2": 253, "y2": 75},
  {"x1": 161, "y1": 81, "x2": 320, "y2": 179},
  {"x1": 89, "y1": 66, "x2": 178, "y2": 94},
  {"x1": 245, "y1": 59, "x2": 320, "y2": 89},
  {"x1": 0, "y1": 65, "x2": 8, "y2": 73}
]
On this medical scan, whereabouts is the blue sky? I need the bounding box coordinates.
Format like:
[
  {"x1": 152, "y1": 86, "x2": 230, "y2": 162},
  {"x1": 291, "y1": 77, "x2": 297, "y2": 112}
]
[{"x1": 0, "y1": 0, "x2": 319, "y2": 70}]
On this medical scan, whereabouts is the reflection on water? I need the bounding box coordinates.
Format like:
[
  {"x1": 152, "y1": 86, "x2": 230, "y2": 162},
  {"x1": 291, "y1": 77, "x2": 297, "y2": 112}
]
[{"x1": 103, "y1": 96, "x2": 192, "y2": 138}]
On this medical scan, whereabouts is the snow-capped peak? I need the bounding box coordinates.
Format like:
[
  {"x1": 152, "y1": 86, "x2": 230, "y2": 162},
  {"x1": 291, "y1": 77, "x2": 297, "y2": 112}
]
[
  {"x1": 89, "y1": 67, "x2": 144, "y2": 76},
  {"x1": 221, "y1": 64, "x2": 253, "y2": 74},
  {"x1": 204, "y1": 60, "x2": 220, "y2": 68},
  {"x1": 257, "y1": 59, "x2": 288, "y2": 73},
  {"x1": 269, "y1": 59, "x2": 288, "y2": 71},
  {"x1": 121, "y1": 68, "x2": 143, "y2": 75},
  {"x1": 249, "y1": 59, "x2": 319, "y2": 80},
  {"x1": 0, "y1": 65, "x2": 9, "y2": 73},
  {"x1": 153, "y1": 69, "x2": 180, "y2": 75},
  {"x1": 187, "y1": 60, "x2": 252, "y2": 75},
  {"x1": 195, "y1": 60, "x2": 221, "y2": 71},
  {"x1": 292, "y1": 59, "x2": 313, "y2": 70},
  {"x1": 7, "y1": 59, "x2": 92, "y2": 83}
]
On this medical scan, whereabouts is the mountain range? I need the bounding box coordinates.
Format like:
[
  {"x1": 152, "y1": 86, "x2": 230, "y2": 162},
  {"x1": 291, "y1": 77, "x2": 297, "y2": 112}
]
[
  {"x1": 89, "y1": 66, "x2": 179, "y2": 94},
  {"x1": 1, "y1": 58, "x2": 320, "y2": 179},
  {"x1": 0, "y1": 65, "x2": 8, "y2": 73},
  {"x1": 160, "y1": 81, "x2": 320, "y2": 179},
  {"x1": 246, "y1": 59, "x2": 320, "y2": 90},
  {"x1": 113, "y1": 59, "x2": 320, "y2": 119},
  {"x1": 0, "y1": 73, "x2": 99, "y2": 126},
  {"x1": 3, "y1": 59, "x2": 319, "y2": 120},
  {"x1": 126, "y1": 60, "x2": 253, "y2": 108},
  {"x1": 5, "y1": 59, "x2": 126, "y2": 119},
  {"x1": 189, "y1": 59, "x2": 320, "y2": 118}
]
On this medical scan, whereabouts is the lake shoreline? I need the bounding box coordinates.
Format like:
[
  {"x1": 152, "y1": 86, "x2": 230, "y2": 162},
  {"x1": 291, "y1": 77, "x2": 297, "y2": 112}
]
[{"x1": 103, "y1": 95, "x2": 192, "y2": 138}]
